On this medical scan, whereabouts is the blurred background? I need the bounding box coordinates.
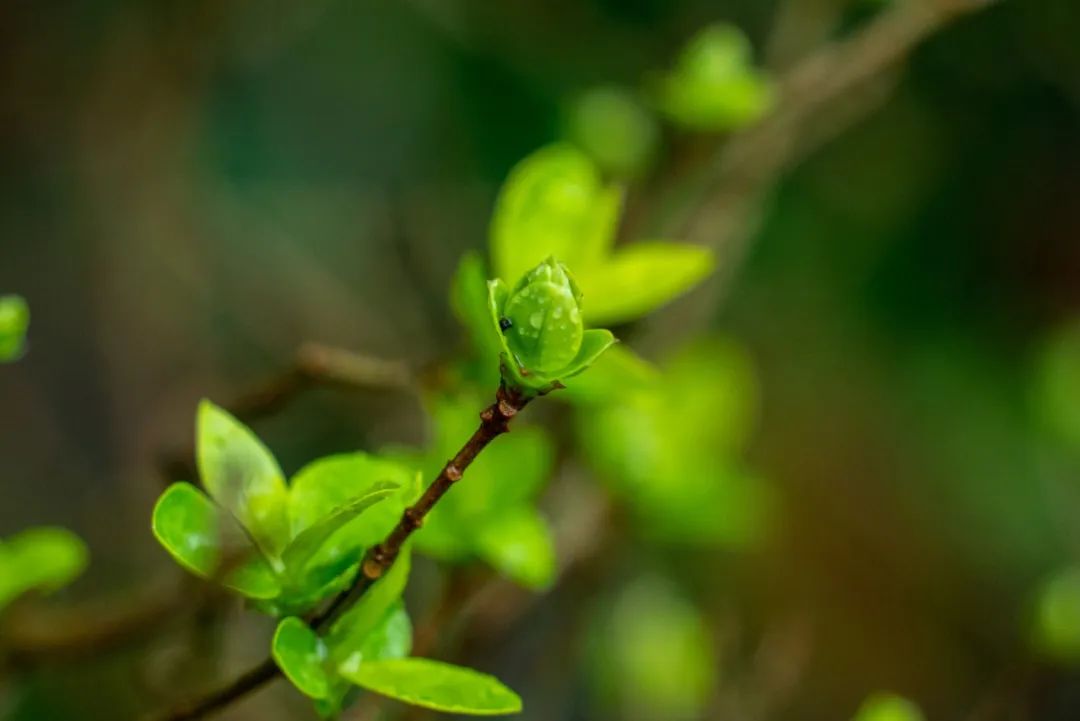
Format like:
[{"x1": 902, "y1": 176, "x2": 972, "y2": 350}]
[{"x1": 2, "y1": 0, "x2": 1080, "y2": 719}]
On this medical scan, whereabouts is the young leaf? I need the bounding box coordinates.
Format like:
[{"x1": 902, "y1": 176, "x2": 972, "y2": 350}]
[
  {"x1": 564, "y1": 86, "x2": 659, "y2": 178},
  {"x1": 576, "y1": 243, "x2": 714, "y2": 325},
  {"x1": 474, "y1": 509, "x2": 556, "y2": 590},
  {"x1": 272, "y1": 617, "x2": 331, "y2": 700},
  {"x1": 0, "y1": 527, "x2": 87, "y2": 610},
  {"x1": 337, "y1": 602, "x2": 413, "y2": 675},
  {"x1": 282, "y1": 481, "x2": 398, "y2": 591},
  {"x1": 288, "y1": 453, "x2": 416, "y2": 550},
  {"x1": 491, "y1": 143, "x2": 622, "y2": 284},
  {"x1": 653, "y1": 23, "x2": 774, "y2": 131},
  {"x1": 151, "y1": 482, "x2": 280, "y2": 599},
  {"x1": 339, "y1": 658, "x2": 522, "y2": 716},
  {"x1": 559, "y1": 329, "x2": 617, "y2": 380},
  {"x1": 197, "y1": 400, "x2": 290, "y2": 558},
  {"x1": 0, "y1": 294, "x2": 29, "y2": 362}
]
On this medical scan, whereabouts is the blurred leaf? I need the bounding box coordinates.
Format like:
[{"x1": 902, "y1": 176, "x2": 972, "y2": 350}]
[
  {"x1": 589, "y1": 576, "x2": 714, "y2": 721},
  {"x1": 475, "y1": 509, "x2": 556, "y2": 590},
  {"x1": 563, "y1": 86, "x2": 659, "y2": 178},
  {"x1": 852, "y1": 693, "x2": 925, "y2": 721},
  {"x1": 273, "y1": 617, "x2": 331, "y2": 700},
  {"x1": 0, "y1": 527, "x2": 87, "y2": 611},
  {"x1": 0, "y1": 295, "x2": 29, "y2": 362},
  {"x1": 452, "y1": 252, "x2": 503, "y2": 369},
  {"x1": 1032, "y1": 319, "x2": 1080, "y2": 449},
  {"x1": 653, "y1": 23, "x2": 774, "y2": 131},
  {"x1": 577, "y1": 243, "x2": 713, "y2": 325},
  {"x1": 151, "y1": 482, "x2": 281, "y2": 599},
  {"x1": 411, "y1": 392, "x2": 555, "y2": 573},
  {"x1": 339, "y1": 658, "x2": 522, "y2": 715},
  {"x1": 576, "y1": 336, "x2": 768, "y2": 547},
  {"x1": 1032, "y1": 567, "x2": 1080, "y2": 662},
  {"x1": 490, "y1": 143, "x2": 622, "y2": 284},
  {"x1": 560, "y1": 344, "x2": 660, "y2": 405},
  {"x1": 197, "y1": 400, "x2": 290, "y2": 558}
]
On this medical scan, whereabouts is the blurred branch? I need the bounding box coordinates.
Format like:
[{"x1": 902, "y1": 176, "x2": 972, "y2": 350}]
[
  {"x1": 0, "y1": 579, "x2": 189, "y2": 671},
  {"x1": 641, "y1": 0, "x2": 992, "y2": 345},
  {"x1": 158, "y1": 342, "x2": 417, "y2": 483}
]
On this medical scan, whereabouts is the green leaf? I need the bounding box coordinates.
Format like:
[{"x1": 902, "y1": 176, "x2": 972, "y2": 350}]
[
  {"x1": 475, "y1": 509, "x2": 556, "y2": 590},
  {"x1": 0, "y1": 294, "x2": 29, "y2": 362},
  {"x1": 564, "y1": 86, "x2": 659, "y2": 178},
  {"x1": 576, "y1": 243, "x2": 713, "y2": 325},
  {"x1": 337, "y1": 601, "x2": 413, "y2": 675},
  {"x1": 197, "y1": 400, "x2": 290, "y2": 558},
  {"x1": 491, "y1": 143, "x2": 622, "y2": 284},
  {"x1": 0, "y1": 527, "x2": 87, "y2": 610},
  {"x1": 272, "y1": 617, "x2": 331, "y2": 700},
  {"x1": 288, "y1": 453, "x2": 417, "y2": 549},
  {"x1": 852, "y1": 693, "x2": 925, "y2": 721},
  {"x1": 151, "y1": 482, "x2": 281, "y2": 599},
  {"x1": 559, "y1": 329, "x2": 616, "y2": 380},
  {"x1": 282, "y1": 481, "x2": 398, "y2": 591},
  {"x1": 339, "y1": 658, "x2": 522, "y2": 716},
  {"x1": 328, "y1": 548, "x2": 412, "y2": 660},
  {"x1": 653, "y1": 24, "x2": 774, "y2": 131}
]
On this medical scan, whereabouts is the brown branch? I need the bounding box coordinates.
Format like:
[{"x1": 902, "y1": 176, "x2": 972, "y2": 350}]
[
  {"x1": 639, "y1": 0, "x2": 991, "y2": 347},
  {"x1": 158, "y1": 342, "x2": 416, "y2": 483},
  {"x1": 150, "y1": 383, "x2": 533, "y2": 721},
  {"x1": 0, "y1": 579, "x2": 187, "y2": 671}
]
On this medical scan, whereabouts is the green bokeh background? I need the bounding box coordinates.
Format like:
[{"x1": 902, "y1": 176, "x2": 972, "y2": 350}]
[{"x1": 2, "y1": 0, "x2": 1080, "y2": 719}]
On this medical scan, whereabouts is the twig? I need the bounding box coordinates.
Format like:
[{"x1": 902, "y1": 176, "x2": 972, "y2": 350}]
[
  {"x1": 150, "y1": 383, "x2": 534, "y2": 721},
  {"x1": 640, "y1": 0, "x2": 992, "y2": 346},
  {"x1": 157, "y1": 342, "x2": 416, "y2": 483},
  {"x1": 0, "y1": 579, "x2": 187, "y2": 671}
]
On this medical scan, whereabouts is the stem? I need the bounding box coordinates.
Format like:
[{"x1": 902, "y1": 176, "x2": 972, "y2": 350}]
[
  {"x1": 157, "y1": 343, "x2": 416, "y2": 485},
  {"x1": 150, "y1": 383, "x2": 532, "y2": 721}
]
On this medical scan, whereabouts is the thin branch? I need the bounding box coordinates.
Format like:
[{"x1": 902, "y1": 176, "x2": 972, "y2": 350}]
[
  {"x1": 640, "y1": 0, "x2": 991, "y2": 346},
  {"x1": 150, "y1": 383, "x2": 533, "y2": 721},
  {"x1": 158, "y1": 342, "x2": 416, "y2": 483},
  {"x1": 0, "y1": 579, "x2": 188, "y2": 671}
]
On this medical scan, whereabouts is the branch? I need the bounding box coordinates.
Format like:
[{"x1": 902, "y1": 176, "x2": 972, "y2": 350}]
[
  {"x1": 0, "y1": 579, "x2": 187, "y2": 671},
  {"x1": 150, "y1": 383, "x2": 533, "y2": 721},
  {"x1": 158, "y1": 342, "x2": 416, "y2": 483},
  {"x1": 639, "y1": 0, "x2": 991, "y2": 345}
]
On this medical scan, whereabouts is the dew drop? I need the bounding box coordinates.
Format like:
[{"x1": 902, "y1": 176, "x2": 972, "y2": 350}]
[{"x1": 529, "y1": 311, "x2": 543, "y2": 329}]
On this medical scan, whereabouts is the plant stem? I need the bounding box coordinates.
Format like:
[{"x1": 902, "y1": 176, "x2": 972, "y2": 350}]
[
  {"x1": 150, "y1": 383, "x2": 532, "y2": 721},
  {"x1": 157, "y1": 343, "x2": 417, "y2": 485}
]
